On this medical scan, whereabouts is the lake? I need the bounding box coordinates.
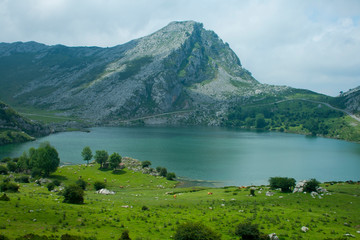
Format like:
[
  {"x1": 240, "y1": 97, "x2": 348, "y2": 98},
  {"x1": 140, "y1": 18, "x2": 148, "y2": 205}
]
[{"x1": 1, "y1": 127, "x2": 359, "y2": 187}]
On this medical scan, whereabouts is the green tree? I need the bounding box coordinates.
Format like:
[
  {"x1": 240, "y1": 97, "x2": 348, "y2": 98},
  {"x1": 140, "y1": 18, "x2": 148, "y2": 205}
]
[
  {"x1": 63, "y1": 184, "x2": 84, "y2": 204},
  {"x1": 6, "y1": 161, "x2": 16, "y2": 172},
  {"x1": 304, "y1": 178, "x2": 320, "y2": 192},
  {"x1": 109, "y1": 152, "x2": 122, "y2": 170},
  {"x1": 29, "y1": 142, "x2": 60, "y2": 177},
  {"x1": 255, "y1": 114, "x2": 267, "y2": 128},
  {"x1": 166, "y1": 172, "x2": 176, "y2": 180},
  {"x1": 0, "y1": 165, "x2": 8, "y2": 175},
  {"x1": 94, "y1": 150, "x2": 108, "y2": 169},
  {"x1": 81, "y1": 146, "x2": 93, "y2": 165},
  {"x1": 269, "y1": 177, "x2": 296, "y2": 193},
  {"x1": 159, "y1": 167, "x2": 167, "y2": 177},
  {"x1": 141, "y1": 160, "x2": 151, "y2": 168},
  {"x1": 16, "y1": 152, "x2": 30, "y2": 172},
  {"x1": 174, "y1": 222, "x2": 221, "y2": 240},
  {"x1": 75, "y1": 179, "x2": 87, "y2": 190},
  {"x1": 119, "y1": 229, "x2": 131, "y2": 240}
]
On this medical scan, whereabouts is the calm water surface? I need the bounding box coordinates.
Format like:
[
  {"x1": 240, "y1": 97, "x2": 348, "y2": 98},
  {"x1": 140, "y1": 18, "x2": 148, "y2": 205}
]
[{"x1": 1, "y1": 127, "x2": 359, "y2": 186}]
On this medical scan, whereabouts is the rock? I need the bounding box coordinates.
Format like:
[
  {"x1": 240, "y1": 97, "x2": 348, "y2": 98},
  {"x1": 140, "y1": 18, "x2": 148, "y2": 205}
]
[
  {"x1": 344, "y1": 233, "x2": 355, "y2": 238},
  {"x1": 96, "y1": 188, "x2": 115, "y2": 195},
  {"x1": 269, "y1": 233, "x2": 279, "y2": 240},
  {"x1": 301, "y1": 226, "x2": 309, "y2": 232},
  {"x1": 266, "y1": 191, "x2": 274, "y2": 197},
  {"x1": 310, "y1": 191, "x2": 319, "y2": 198}
]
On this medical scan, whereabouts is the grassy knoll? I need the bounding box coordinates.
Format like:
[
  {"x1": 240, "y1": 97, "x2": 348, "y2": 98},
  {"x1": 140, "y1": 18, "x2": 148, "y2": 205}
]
[{"x1": 0, "y1": 164, "x2": 359, "y2": 239}]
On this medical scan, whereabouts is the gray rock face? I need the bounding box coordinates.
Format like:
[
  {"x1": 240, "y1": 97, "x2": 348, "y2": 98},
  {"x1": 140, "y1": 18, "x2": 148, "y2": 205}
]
[
  {"x1": 341, "y1": 86, "x2": 360, "y2": 114},
  {"x1": 0, "y1": 21, "x2": 288, "y2": 125}
]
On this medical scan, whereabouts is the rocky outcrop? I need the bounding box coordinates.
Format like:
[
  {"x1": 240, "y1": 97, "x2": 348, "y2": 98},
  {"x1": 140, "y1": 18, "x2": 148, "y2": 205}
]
[
  {"x1": 0, "y1": 101, "x2": 50, "y2": 145},
  {"x1": 341, "y1": 86, "x2": 360, "y2": 115}
]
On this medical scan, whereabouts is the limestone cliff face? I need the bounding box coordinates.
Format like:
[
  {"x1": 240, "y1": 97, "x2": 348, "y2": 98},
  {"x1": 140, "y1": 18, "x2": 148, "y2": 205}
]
[
  {"x1": 342, "y1": 86, "x2": 360, "y2": 114},
  {"x1": 0, "y1": 21, "x2": 287, "y2": 124}
]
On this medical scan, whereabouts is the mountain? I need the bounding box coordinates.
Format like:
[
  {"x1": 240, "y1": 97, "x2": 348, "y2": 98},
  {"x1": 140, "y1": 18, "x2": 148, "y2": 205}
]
[
  {"x1": 0, "y1": 21, "x2": 288, "y2": 125},
  {"x1": 341, "y1": 86, "x2": 360, "y2": 115},
  {"x1": 0, "y1": 101, "x2": 50, "y2": 145}
]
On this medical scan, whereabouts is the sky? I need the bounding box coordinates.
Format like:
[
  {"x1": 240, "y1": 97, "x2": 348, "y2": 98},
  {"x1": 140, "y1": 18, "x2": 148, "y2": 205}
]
[{"x1": 0, "y1": 0, "x2": 359, "y2": 96}]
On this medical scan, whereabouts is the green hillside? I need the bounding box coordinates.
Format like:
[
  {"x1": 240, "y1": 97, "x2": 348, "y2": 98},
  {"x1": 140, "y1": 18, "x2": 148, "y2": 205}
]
[{"x1": 0, "y1": 161, "x2": 359, "y2": 239}]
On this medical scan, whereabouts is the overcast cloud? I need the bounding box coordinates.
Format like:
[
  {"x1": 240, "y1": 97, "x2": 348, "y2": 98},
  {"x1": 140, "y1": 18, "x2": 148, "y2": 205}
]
[{"x1": 1, "y1": 0, "x2": 359, "y2": 96}]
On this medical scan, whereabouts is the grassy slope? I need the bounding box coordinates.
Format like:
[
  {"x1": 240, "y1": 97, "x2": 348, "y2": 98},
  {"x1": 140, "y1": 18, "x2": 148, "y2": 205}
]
[{"x1": 1, "y1": 164, "x2": 359, "y2": 240}]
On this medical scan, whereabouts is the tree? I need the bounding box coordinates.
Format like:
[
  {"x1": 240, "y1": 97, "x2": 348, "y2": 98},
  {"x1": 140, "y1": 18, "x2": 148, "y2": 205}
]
[
  {"x1": 304, "y1": 178, "x2": 320, "y2": 192},
  {"x1": 16, "y1": 152, "x2": 30, "y2": 172},
  {"x1": 81, "y1": 146, "x2": 93, "y2": 165},
  {"x1": 94, "y1": 150, "x2": 108, "y2": 168},
  {"x1": 269, "y1": 177, "x2": 296, "y2": 193},
  {"x1": 174, "y1": 222, "x2": 221, "y2": 240},
  {"x1": 63, "y1": 184, "x2": 84, "y2": 204},
  {"x1": 109, "y1": 152, "x2": 122, "y2": 170},
  {"x1": 29, "y1": 142, "x2": 60, "y2": 177},
  {"x1": 6, "y1": 161, "x2": 16, "y2": 172},
  {"x1": 141, "y1": 161, "x2": 151, "y2": 168},
  {"x1": 75, "y1": 179, "x2": 87, "y2": 190},
  {"x1": 166, "y1": 172, "x2": 176, "y2": 180},
  {"x1": 255, "y1": 114, "x2": 267, "y2": 129},
  {"x1": 157, "y1": 167, "x2": 167, "y2": 177},
  {"x1": 0, "y1": 165, "x2": 8, "y2": 175}
]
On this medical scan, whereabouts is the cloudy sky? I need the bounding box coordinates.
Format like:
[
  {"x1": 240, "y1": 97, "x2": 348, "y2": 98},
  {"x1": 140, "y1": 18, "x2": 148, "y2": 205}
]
[{"x1": 1, "y1": 0, "x2": 359, "y2": 96}]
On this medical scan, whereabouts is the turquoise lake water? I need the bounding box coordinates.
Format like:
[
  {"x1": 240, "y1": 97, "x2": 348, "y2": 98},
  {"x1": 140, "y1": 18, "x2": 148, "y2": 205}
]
[{"x1": 0, "y1": 127, "x2": 359, "y2": 186}]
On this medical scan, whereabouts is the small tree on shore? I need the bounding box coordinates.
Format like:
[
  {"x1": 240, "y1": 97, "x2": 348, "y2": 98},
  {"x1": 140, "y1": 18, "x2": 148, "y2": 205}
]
[
  {"x1": 81, "y1": 146, "x2": 93, "y2": 165},
  {"x1": 269, "y1": 177, "x2": 296, "y2": 193},
  {"x1": 141, "y1": 161, "x2": 151, "y2": 168},
  {"x1": 94, "y1": 150, "x2": 108, "y2": 169},
  {"x1": 109, "y1": 152, "x2": 122, "y2": 170},
  {"x1": 29, "y1": 142, "x2": 60, "y2": 177}
]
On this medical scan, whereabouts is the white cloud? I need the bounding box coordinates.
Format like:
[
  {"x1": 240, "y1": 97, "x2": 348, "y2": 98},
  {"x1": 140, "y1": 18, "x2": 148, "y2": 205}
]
[{"x1": 0, "y1": 0, "x2": 359, "y2": 96}]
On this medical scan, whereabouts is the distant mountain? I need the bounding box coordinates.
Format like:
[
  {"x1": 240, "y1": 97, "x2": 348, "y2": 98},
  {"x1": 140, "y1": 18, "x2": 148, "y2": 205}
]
[
  {"x1": 0, "y1": 102, "x2": 50, "y2": 145},
  {"x1": 0, "y1": 21, "x2": 359, "y2": 142},
  {"x1": 0, "y1": 21, "x2": 289, "y2": 125}
]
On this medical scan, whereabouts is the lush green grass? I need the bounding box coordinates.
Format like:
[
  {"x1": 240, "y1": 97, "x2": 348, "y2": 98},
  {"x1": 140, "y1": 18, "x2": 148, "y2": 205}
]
[{"x1": 0, "y1": 163, "x2": 359, "y2": 239}]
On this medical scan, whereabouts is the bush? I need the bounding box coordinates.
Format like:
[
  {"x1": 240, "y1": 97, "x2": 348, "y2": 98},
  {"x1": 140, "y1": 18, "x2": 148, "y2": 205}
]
[
  {"x1": 0, "y1": 182, "x2": 19, "y2": 193},
  {"x1": 53, "y1": 179, "x2": 61, "y2": 186},
  {"x1": 141, "y1": 161, "x2": 151, "y2": 168},
  {"x1": 0, "y1": 193, "x2": 10, "y2": 201},
  {"x1": 15, "y1": 176, "x2": 29, "y2": 183},
  {"x1": 250, "y1": 189, "x2": 255, "y2": 196},
  {"x1": 0, "y1": 234, "x2": 9, "y2": 240},
  {"x1": 141, "y1": 205, "x2": 149, "y2": 211},
  {"x1": 0, "y1": 165, "x2": 8, "y2": 175},
  {"x1": 75, "y1": 179, "x2": 87, "y2": 190},
  {"x1": 235, "y1": 222, "x2": 260, "y2": 240},
  {"x1": 15, "y1": 234, "x2": 49, "y2": 240},
  {"x1": 63, "y1": 184, "x2": 84, "y2": 204},
  {"x1": 166, "y1": 172, "x2": 176, "y2": 181},
  {"x1": 304, "y1": 178, "x2": 320, "y2": 192},
  {"x1": 119, "y1": 229, "x2": 131, "y2": 240},
  {"x1": 6, "y1": 161, "x2": 16, "y2": 172},
  {"x1": 47, "y1": 182, "x2": 56, "y2": 191},
  {"x1": 269, "y1": 177, "x2": 296, "y2": 193},
  {"x1": 157, "y1": 167, "x2": 167, "y2": 177},
  {"x1": 94, "y1": 181, "x2": 106, "y2": 191},
  {"x1": 0, "y1": 157, "x2": 11, "y2": 163},
  {"x1": 174, "y1": 221, "x2": 221, "y2": 240}
]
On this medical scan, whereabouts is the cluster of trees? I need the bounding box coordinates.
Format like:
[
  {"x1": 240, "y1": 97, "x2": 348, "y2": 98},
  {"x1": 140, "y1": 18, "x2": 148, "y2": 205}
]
[
  {"x1": 224, "y1": 100, "x2": 344, "y2": 135},
  {"x1": 141, "y1": 161, "x2": 176, "y2": 180},
  {"x1": 269, "y1": 177, "x2": 320, "y2": 193},
  {"x1": 0, "y1": 142, "x2": 60, "y2": 177},
  {"x1": 81, "y1": 146, "x2": 122, "y2": 170}
]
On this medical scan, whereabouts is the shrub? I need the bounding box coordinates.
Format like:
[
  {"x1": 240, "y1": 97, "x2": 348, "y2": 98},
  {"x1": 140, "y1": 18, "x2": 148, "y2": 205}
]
[
  {"x1": 0, "y1": 193, "x2": 10, "y2": 201},
  {"x1": 0, "y1": 165, "x2": 8, "y2": 175},
  {"x1": 75, "y1": 179, "x2": 87, "y2": 190},
  {"x1": 94, "y1": 181, "x2": 106, "y2": 191},
  {"x1": 158, "y1": 167, "x2": 167, "y2": 177},
  {"x1": 235, "y1": 222, "x2": 260, "y2": 240},
  {"x1": 166, "y1": 172, "x2": 176, "y2": 181},
  {"x1": 0, "y1": 182, "x2": 19, "y2": 193},
  {"x1": 304, "y1": 178, "x2": 320, "y2": 192},
  {"x1": 0, "y1": 234, "x2": 9, "y2": 240},
  {"x1": 119, "y1": 229, "x2": 131, "y2": 240},
  {"x1": 63, "y1": 184, "x2": 84, "y2": 204},
  {"x1": 6, "y1": 161, "x2": 16, "y2": 172},
  {"x1": 53, "y1": 179, "x2": 61, "y2": 186},
  {"x1": 174, "y1": 221, "x2": 221, "y2": 240},
  {"x1": 15, "y1": 234, "x2": 49, "y2": 239},
  {"x1": 15, "y1": 176, "x2": 29, "y2": 183},
  {"x1": 141, "y1": 205, "x2": 149, "y2": 211},
  {"x1": 0, "y1": 157, "x2": 11, "y2": 163},
  {"x1": 250, "y1": 189, "x2": 255, "y2": 196},
  {"x1": 269, "y1": 177, "x2": 296, "y2": 193},
  {"x1": 47, "y1": 182, "x2": 56, "y2": 191},
  {"x1": 141, "y1": 161, "x2": 151, "y2": 168}
]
